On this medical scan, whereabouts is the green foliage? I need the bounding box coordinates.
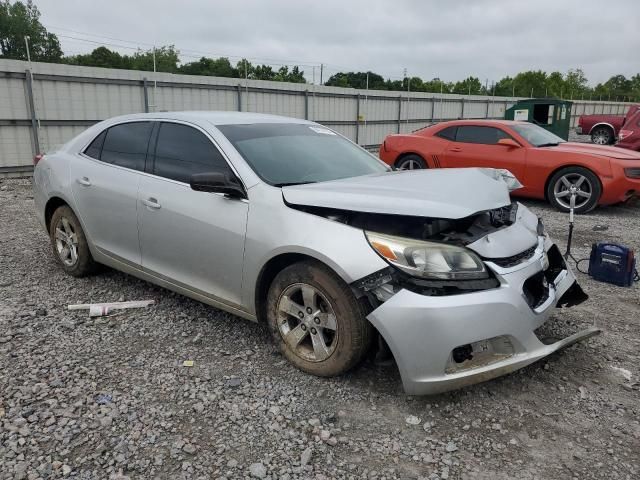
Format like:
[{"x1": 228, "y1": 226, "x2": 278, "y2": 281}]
[{"x1": 0, "y1": 0, "x2": 62, "y2": 61}]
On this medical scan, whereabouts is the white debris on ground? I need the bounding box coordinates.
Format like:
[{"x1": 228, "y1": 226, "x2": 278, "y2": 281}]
[{"x1": 0, "y1": 176, "x2": 639, "y2": 479}]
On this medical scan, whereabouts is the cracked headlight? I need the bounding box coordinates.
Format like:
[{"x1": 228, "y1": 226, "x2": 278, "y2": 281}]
[{"x1": 365, "y1": 231, "x2": 488, "y2": 280}]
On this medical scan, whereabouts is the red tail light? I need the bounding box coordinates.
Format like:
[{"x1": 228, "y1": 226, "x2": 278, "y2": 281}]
[
  {"x1": 33, "y1": 154, "x2": 43, "y2": 166},
  {"x1": 618, "y1": 130, "x2": 634, "y2": 140}
]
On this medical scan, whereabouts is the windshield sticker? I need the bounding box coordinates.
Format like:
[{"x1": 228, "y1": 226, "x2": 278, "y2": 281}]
[{"x1": 309, "y1": 126, "x2": 336, "y2": 135}]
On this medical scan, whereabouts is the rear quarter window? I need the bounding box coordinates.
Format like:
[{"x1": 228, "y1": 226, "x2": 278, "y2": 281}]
[
  {"x1": 83, "y1": 131, "x2": 106, "y2": 159},
  {"x1": 435, "y1": 126, "x2": 457, "y2": 141}
]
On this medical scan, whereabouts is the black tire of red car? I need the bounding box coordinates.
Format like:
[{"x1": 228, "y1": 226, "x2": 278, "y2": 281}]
[
  {"x1": 590, "y1": 126, "x2": 614, "y2": 145},
  {"x1": 266, "y1": 260, "x2": 373, "y2": 377},
  {"x1": 396, "y1": 154, "x2": 427, "y2": 170},
  {"x1": 546, "y1": 167, "x2": 601, "y2": 214},
  {"x1": 49, "y1": 205, "x2": 97, "y2": 277}
]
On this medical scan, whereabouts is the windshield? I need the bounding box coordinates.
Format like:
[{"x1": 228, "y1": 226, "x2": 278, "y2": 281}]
[
  {"x1": 511, "y1": 123, "x2": 566, "y2": 147},
  {"x1": 217, "y1": 123, "x2": 389, "y2": 186}
]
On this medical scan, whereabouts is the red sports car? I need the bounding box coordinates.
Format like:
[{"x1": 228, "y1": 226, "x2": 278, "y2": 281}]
[{"x1": 379, "y1": 120, "x2": 640, "y2": 213}]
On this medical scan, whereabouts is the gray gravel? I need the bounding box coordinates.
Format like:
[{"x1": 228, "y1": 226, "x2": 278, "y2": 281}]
[{"x1": 1, "y1": 177, "x2": 639, "y2": 480}]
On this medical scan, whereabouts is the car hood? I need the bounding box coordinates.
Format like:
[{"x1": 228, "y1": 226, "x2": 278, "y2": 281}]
[
  {"x1": 548, "y1": 142, "x2": 640, "y2": 160},
  {"x1": 282, "y1": 168, "x2": 511, "y2": 219}
]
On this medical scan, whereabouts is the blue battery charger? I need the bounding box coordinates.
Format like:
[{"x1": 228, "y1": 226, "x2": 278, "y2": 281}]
[{"x1": 588, "y1": 243, "x2": 638, "y2": 287}]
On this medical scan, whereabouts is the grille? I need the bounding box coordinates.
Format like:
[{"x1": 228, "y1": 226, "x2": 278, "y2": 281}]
[{"x1": 487, "y1": 245, "x2": 537, "y2": 268}]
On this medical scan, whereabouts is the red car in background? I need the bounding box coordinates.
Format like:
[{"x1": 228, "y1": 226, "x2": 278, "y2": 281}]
[
  {"x1": 617, "y1": 109, "x2": 640, "y2": 151},
  {"x1": 576, "y1": 104, "x2": 640, "y2": 145},
  {"x1": 379, "y1": 120, "x2": 640, "y2": 213}
]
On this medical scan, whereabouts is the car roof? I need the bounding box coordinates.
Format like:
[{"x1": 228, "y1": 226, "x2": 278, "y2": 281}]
[
  {"x1": 99, "y1": 111, "x2": 313, "y2": 126},
  {"x1": 430, "y1": 119, "x2": 528, "y2": 128}
]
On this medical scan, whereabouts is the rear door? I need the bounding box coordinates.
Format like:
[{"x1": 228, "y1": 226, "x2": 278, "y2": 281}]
[
  {"x1": 137, "y1": 121, "x2": 248, "y2": 307},
  {"x1": 441, "y1": 125, "x2": 526, "y2": 180},
  {"x1": 70, "y1": 121, "x2": 152, "y2": 266}
]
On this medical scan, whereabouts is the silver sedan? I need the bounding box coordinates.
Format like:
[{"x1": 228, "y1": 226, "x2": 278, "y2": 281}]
[{"x1": 33, "y1": 112, "x2": 599, "y2": 394}]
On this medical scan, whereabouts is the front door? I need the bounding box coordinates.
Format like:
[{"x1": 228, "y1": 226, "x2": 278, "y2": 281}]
[
  {"x1": 137, "y1": 121, "x2": 248, "y2": 307},
  {"x1": 442, "y1": 125, "x2": 526, "y2": 182}
]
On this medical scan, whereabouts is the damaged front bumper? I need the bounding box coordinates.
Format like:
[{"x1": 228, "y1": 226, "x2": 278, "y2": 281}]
[{"x1": 366, "y1": 237, "x2": 599, "y2": 395}]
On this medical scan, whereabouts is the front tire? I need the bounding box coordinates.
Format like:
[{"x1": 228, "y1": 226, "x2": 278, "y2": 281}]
[
  {"x1": 546, "y1": 167, "x2": 601, "y2": 214},
  {"x1": 591, "y1": 126, "x2": 613, "y2": 145},
  {"x1": 49, "y1": 206, "x2": 97, "y2": 277},
  {"x1": 396, "y1": 154, "x2": 426, "y2": 170},
  {"x1": 266, "y1": 261, "x2": 372, "y2": 377}
]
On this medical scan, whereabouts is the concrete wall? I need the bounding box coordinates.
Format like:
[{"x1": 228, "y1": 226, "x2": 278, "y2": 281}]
[{"x1": 0, "y1": 58, "x2": 633, "y2": 174}]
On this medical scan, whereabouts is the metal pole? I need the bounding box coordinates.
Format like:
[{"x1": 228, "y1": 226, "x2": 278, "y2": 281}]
[
  {"x1": 152, "y1": 47, "x2": 157, "y2": 111},
  {"x1": 244, "y1": 60, "x2": 249, "y2": 111},
  {"x1": 355, "y1": 93, "x2": 360, "y2": 144},
  {"x1": 142, "y1": 78, "x2": 149, "y2": 113},
  {"x1": 440, "y1": 82, "x2": 444, "y2": 121},
  {"x1": 320, "y1": 64, "x2": 323, "y2": 85},
  {"x1": 24, "y1": 36, "x2": 31, "y2": 63},
  {"x1": 460, "y1": 97, "x2": 465, "y2": 119},
  {"x1": 237, "y1": 84, "x2": 242, "y2": 112},
  {"x1": 397, "y1": 95, "x2": 402, "y2": 133},
  {"x1": 25, "y1": 69, "x2": 40, "y2": 155},
  {"x1": 304, "y1": 90, "x2": 309, "y2": 120},
  {"x1": 364, "y1": 73, "x2": 369, "y2": 139}
]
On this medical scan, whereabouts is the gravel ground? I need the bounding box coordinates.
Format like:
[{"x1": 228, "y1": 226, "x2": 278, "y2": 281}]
[{"x1": 1, "y1": 176, "x2": 639, "y2": 480}]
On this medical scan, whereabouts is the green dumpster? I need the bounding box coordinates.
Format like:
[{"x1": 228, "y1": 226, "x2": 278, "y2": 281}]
[{"x1": 505, "y1": 98, "x2": 573, "y2": 140}]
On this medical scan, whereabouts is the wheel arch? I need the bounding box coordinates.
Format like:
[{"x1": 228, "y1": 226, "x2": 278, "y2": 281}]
[
  {"x1": 45, "y1": 196, "x2": 72, "y2": 232},
  {"x1": 394, "y1": 151, "x2": 428, "y2": 168},
  {"x1": 588, "y1": 122, "x2": 615, "y2": 135},
  {"x1": 543, "y1": 164, "x2": 603, "y2": 201},
  {"x1": 254, "y1": 252, "x2": 347, "y2": 324}
]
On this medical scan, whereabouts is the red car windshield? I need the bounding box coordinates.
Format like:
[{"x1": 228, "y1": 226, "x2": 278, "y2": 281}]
[{"x1": 511, "y1": 123, "x2": 566, "y2": 147}]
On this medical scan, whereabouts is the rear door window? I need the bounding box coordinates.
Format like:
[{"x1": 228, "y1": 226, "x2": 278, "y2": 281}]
[
  {"x1": 152, "y1": 122, "x2": 231, "y2": 183},
  {"x1": 455, "y1": 126, "x2": 510, "y2": 144},
  {"x1": 436, "y1": 126, "x2": 457, "y2": 141},
  {"x1": 100, "y1": 122, "x2": 153, "y2": 171}
]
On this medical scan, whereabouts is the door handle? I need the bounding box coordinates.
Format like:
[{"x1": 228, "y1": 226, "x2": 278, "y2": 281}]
[
  {"x1": 76, "y1": 177, "x2": 91, "y2": 187},
  {"x1": 449, "y1": 147, "x2": 462, "y2": 152},
  {"x1": 142, "y1": 197, "x2": 161, "y2": 210}
]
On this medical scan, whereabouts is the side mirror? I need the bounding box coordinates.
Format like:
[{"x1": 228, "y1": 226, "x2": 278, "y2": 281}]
[
  {"x1": 190, "y1": 171, "x2": 246, "y2": 198},
  {"x1": 497, "y1": 138, "x2": 521, "y2": 148}
]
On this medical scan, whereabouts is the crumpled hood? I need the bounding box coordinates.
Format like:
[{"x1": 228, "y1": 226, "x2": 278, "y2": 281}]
[
  {"x1": 550, "y1": 142, "x2": 640, "y2": 160},
  {"x1": 282, "y1": 168, "x2": 511, "y2": 219}
]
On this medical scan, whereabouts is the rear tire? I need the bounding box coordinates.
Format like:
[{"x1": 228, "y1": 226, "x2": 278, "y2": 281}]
[
  {"x1": 546, "y1": 167, "x2": 601, "y2": 214},
  {"x1": 396, "y1": 154, "x2": 426, "y2": 170},
  {"x1": 49, "y1": 206, "x2": 97, "y2": 277},
  {"x1": 590, "y1": 126, "x2": 614, "y2": 145},
  {"x1": 266, "y1": 260, "x2": 373, "y2": 377}
]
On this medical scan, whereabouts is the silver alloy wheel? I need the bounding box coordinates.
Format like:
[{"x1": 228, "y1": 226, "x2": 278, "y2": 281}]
[
  {"x1": 592, "y1": 129, "x2": 610, "y2": 145},
  {"x1": 276, "y1": 283, "x2": 338, "y2": 362},
  {"x1": 553, "y1": 173, "x2": 593, "y2": 209},
  {"x1": 54, "y1": 217, "x2": 79, "y2": 267},
  {"x1": 398, "y1": 158, "x2": 422, "y2": 170}
]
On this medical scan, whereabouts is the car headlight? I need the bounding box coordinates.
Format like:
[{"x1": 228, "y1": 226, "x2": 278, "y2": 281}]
[{"x1": 365, "y1": 231, "x2": 488, "y2": 280}]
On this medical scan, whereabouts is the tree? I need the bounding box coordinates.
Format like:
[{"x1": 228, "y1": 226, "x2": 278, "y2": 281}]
[
  {"x1": 130, "y1": 46, "x2": 179, "y2": 73},
  {"x1": 0, "y1": 0, "x2": 62, "y2": 61},
  {"x1": 179, "y1": 56, "x2": 237, "y2": 77},
  {"x1": 66, "y1": 46, "x2": 131, "y2": 69},
  {"x1": 564, "y1": 68, "x2": 589, "y2": 98},
  {"x1": 452, "y1": 76, "x2": 482, "y2": 95},
  {"x1": 325, "y1": 71, "x2": 385, "y2": 89},
  {"x1": 545, "y1": 71, "x2": 564, "y2": 97}
]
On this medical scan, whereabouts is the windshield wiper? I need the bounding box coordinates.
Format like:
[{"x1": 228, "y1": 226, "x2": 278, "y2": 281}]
[
  {"x1": 536, "y1": 142, "x2": 560, "y2": 147},
  {"x1": 274, "y1": 180, "x2": 318, "y2": 187}
]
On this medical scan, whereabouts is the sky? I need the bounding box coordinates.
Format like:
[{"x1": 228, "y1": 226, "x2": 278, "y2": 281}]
[{"x1": 35, "y1": 0, "x2": 640, "y2": 86}]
